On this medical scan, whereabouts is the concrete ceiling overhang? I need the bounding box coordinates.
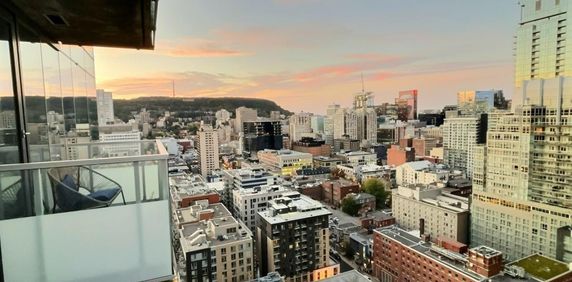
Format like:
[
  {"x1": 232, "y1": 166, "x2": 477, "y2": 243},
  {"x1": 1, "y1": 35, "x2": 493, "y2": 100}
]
[{"x1": 6, "y1": 0, "x2": 157, "y2": 49}]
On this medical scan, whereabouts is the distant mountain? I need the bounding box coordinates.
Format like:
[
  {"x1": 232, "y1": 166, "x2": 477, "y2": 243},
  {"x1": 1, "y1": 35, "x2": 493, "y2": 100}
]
[{"x1": 113, "y1": 97, "x2": 292, "y2": 122}]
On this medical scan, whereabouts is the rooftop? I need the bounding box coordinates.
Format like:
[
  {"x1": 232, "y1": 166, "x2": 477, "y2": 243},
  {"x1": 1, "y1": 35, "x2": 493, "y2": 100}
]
[
  {"x1": 509, "y1": 254, "x2": 571, "y2": 281},
  {"x1": 179, "y1": 203, "x2": 252, "y2": 253},
  {"x1": 376, "y1": 226, "x2": 542, "y2": 282},
  {"x1": 176, "y1": 202, "x2": 230, "y2": 225},
  {"x1": 471, "y1": 246, "x2": 502, "y2": 258},
  {"x1": 259, "y1": 195, "x2": 331, "y2": 224},
  {"x1": 314, "y1": 156, "x2": 345, "y2": 162},
  {"x1": 234, "y1": 185, "x2": 291, "y2": 196},
  {"x1": 396, "y1": 183, "x2": 469, "y2": 212},
  {"x1": 225, "y1": 168, "x2": 275, "y2": 180},
  {"x1": 259, "y1": 149, "x2": 313, "y2": 157},
  {"x1": 170, "y1": 173, "x2": 218, "y2": 202},
  {"x1": 376, "y1": 226, "x2": 486, "y2": 281},
  {"x1": 319, "y1": 270, "x2": 370, "y2": 282},
  {"x1": 343, "y1": 151, "x2": 376, "y2": 157}
]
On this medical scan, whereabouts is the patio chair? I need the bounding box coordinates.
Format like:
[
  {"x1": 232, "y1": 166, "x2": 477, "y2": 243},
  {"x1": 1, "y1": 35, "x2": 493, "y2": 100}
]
[
  {"x1": 47, "y1": 166, "x2": 126, "y2": 213},
  {"x1": 0, "y1": 179, "x2": 26, "y2": 219}
]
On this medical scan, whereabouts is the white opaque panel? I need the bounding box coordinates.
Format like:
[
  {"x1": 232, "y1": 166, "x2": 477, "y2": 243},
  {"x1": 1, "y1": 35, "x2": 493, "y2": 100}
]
[{"x1": 0, "y1": 200, "x2": 171, "y2": 282}]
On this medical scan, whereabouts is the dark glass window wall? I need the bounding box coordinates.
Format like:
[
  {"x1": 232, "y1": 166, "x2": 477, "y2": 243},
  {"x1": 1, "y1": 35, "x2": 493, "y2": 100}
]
[{"x1": 0, "y1": 9, "x2": 97, "y2": 164}]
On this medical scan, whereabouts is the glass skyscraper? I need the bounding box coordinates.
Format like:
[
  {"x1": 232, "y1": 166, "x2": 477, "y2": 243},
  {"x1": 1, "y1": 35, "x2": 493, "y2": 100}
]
[
  {"x1": 471, "y1": 0, "x2": 572, "y2": 262},
  {"x1": 515, "y1": 0, "x2": 572, "y2": 88}
]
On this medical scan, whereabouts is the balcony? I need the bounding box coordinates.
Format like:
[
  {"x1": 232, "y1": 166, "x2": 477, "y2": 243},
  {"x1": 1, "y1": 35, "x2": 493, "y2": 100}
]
[{"x1": 0, "y1": 140, "x2": 173, "y2": 282}]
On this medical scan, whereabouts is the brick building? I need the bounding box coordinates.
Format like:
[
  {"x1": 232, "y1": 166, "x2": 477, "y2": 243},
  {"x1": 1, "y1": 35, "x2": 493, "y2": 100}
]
[
  {"x1": 372, "y1": 226, "x2": 572, "y2": 282},
  {"x1": 387, "y1": 145, "x2": 415, "y2": 167},
  {"x1": 322, "y1": 179, "x2": 360, "y2": 207},
  {"x1": 291, "y1": 137, "x2": 331, "y2": 157}
]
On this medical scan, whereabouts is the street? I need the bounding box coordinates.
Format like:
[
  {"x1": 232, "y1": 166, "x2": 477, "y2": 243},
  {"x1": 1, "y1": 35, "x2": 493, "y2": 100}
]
[
  {"x1": 324, "y1": 205, "x2": 360, "y2": 226},
  {"x1": 330, "y1": 255, "x2": 353, "y2": 273}
]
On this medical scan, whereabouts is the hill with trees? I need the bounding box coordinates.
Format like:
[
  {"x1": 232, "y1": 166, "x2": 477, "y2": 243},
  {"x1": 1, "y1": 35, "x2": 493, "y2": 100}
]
[{"x1": 113, "y1": 97, "x2": 291, "y2": 122}]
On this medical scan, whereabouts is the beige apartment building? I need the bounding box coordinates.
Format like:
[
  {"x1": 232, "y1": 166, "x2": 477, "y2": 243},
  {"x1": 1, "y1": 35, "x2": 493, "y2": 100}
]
[{"x1": 392, "y1": 183, "x2": 470, "y2": 244}]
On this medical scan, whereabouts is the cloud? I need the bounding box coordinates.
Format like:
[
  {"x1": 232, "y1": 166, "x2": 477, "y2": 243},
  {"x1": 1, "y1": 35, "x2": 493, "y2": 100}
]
[
  {"x1": 155, "y1": 38, "x2": 252, "y2": 58},
  {"x1": 98, "y1": 52, "x2": 513, "y2": 113},
  {"x1": 212, "y1": 24, "x2": 348, "y2": 50}
]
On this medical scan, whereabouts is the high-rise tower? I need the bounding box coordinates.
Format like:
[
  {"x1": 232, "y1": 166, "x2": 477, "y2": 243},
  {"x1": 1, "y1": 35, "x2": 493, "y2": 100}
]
[
  {"x1": 471, "y1": 0, "x2": 572, "y2": 262},
  {"x1": 515, "y1": 0, "x2": 572, "y2": 88}
]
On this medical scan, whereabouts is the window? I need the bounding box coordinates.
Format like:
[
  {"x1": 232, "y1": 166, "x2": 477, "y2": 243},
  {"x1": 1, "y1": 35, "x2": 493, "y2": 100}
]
[{"x1": 536, "y1": 0, "x2": 542, "y2": 10}]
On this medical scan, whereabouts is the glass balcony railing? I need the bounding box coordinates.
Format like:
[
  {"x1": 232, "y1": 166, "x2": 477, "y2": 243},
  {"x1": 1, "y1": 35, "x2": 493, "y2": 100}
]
[{"x1": 0, "y1": 140, "x2": 174, "y2": 282}]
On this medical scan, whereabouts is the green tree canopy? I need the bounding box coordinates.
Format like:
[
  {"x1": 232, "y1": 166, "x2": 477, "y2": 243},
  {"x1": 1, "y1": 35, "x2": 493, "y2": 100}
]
[
  {"x1": 341, "y1": 196, "x2": 360, "y2": 217},
  {"x1": 362, "y1": 178, "x2": 390, "y2": 209}
]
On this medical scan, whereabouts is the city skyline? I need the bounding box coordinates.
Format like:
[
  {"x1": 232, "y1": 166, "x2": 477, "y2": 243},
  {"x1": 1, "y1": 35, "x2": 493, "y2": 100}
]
[{"x1": 95, "y1": 0, "x2": 520, "y2": 113}]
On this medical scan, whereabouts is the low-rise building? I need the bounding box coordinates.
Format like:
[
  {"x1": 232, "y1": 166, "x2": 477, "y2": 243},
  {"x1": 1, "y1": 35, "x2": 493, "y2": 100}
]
[
  {"x1": 333, "y1": 135, "x2": 360, "y2": 152},
  {"x1": 291, "y1": 137, "x2": 331, "y2": 157},
  {"x1": 322, "y1": 179, "x2": 360, "y2": 207},
  {"x1": 170, "y1": 173, "x2": 221, "y2": 208},
  {"x1": 347, "y1": 192, "x2": 376, "y2": 216},
  {"x1": 412, "y1": 137, "x2": 438, "y2": 157},
  {"x1": 372, "y1": 226, "x2": 572, "y2": 282},
  {"x1": 294, "y1": 167, "x2": 331, "y2": 180},
  {"x1": 387, "y1": 145, "x2": 415, "y2": 167},
  {"x1": 395, "y1": 160, "x2": 449, "y2": 186},
  {"x1": 392, "y1": 183, "x2": 470, "y2": 244},
  {"x1": 313, "y1": 156, "x2": 345, "y2": 169},
  {"x1": 340, "y1": 151, "x2": 377, "y2": 167},
  {"x1": 337, "y1": 163, "x2": 389, "y2": 183},
  {"x1": 360, "y1": 211, "x2": 396, "y2": 230},
  {"x1": 257, "y1": 149, "x2": 313, "y2": 176}
]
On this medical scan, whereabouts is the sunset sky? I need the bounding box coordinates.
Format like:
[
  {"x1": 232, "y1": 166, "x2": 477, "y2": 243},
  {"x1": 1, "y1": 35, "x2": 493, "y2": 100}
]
[{"x1": 95, "y1": 0, "x2": 520, "y2": 113}]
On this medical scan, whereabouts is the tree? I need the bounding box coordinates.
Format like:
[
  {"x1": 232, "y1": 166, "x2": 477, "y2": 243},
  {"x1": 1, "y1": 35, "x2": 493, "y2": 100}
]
[
  {"x1": 331, "y1": 168, "x2": 346, "y2": 179},
  {"x1": 341, "y1": 196, "x2": 360, "y2": 217},
  {"x1": 362, "y1": 178, "x2": 390, "y2": 209}
]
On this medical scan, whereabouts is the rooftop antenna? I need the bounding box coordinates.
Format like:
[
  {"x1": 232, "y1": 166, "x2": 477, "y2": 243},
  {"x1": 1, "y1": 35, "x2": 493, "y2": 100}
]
[
  {"x1": 361, "y1": 72, "x2": 365, "y2": 93},
  {"x1": 172, "y1": 80, "x2": 175, "y2": 98}
]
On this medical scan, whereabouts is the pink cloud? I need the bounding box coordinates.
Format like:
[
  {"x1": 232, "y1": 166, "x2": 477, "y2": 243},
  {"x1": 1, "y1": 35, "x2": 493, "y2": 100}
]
[{"x1": 155, "y1": 38, "x2": 252, "y2": 58}]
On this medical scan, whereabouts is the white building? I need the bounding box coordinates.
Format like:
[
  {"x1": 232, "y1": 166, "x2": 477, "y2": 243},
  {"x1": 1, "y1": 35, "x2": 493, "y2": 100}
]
[
  {"x1": 442, "y1": 114, "x2": 486, "y2": 178},
  {"x1": 197, "y1": 124, "x2": 219, "y2": 177},
  {"x1": 96, "y1": 89, "x2": 114, "y2": 125},
  {"x1": 345, "y1": 108, "x2": 377, "y2": 145},
  {"x1": 310, "y1": 115, "x2": 325, "y2": 134},
  {"x1": 232, "y1": 185, "x2": 294, "y2": 233},
  {"x1": 395, "y1": 160, "x2": 449, "y2": 186},
  {"x1": 99, "y1": 130, "x2": 141, "y2": 157},
  {"x1": 257, "y1": 149, "x2": 313, "y2": 176},
  {"x1": 289, "y1": 112, "x2": 313, "y2": 143},
  {"x1": 340, "y1": 151, "x2": 377, "y2": 167},
  {"x1": 392, "y1": 183, "x2": 470, "y2": 244},
  {"x1": 215, "y1": 109, "x2": 231, "y2": 125},
  {"x1": 222, "y1": 167, "x2": 278, "y2": 207},
  {"x1": 336, "y1": 163, "x2": 388, "y2": 183},
  {"x1": 235, "y1": 107, "x2": 257, "y2": 133}
]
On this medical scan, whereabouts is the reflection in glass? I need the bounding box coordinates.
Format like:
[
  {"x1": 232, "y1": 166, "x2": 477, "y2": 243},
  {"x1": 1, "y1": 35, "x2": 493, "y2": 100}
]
[
  {"x1": 19, "y1": 24, "x2": 49, "y2": 162},
  {"x1": 59, "y1": 45, "x2": 75, "y2": 133},
  {"x1": 43, "y1": 43, "x2": 63, "y2": 160},
  {"x1": 0, "y1": 19, "x2": 19, "y2": 164}
]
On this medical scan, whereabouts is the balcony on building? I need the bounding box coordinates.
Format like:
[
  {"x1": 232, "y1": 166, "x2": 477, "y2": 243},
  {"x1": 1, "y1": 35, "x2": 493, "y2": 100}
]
[
  {"x1": 0, "y1": 1, "x2": 169, "y2": 281},
  {"x1": 0, "y1": 140, "x2": 172, "y2": 281}
]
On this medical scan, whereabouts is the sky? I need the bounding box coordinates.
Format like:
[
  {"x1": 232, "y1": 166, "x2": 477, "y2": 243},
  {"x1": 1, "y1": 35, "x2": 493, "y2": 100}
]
[{"x1": 95, "y1": 0, "x2": 521, "y2": 114}]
